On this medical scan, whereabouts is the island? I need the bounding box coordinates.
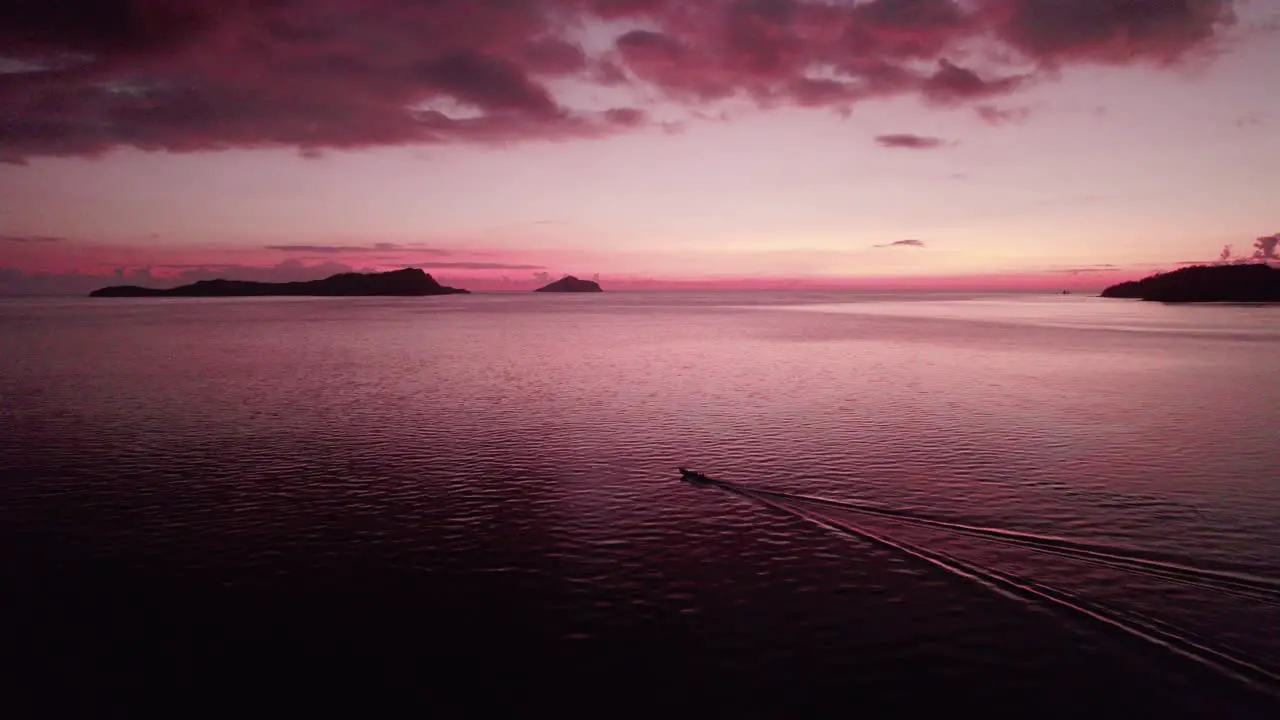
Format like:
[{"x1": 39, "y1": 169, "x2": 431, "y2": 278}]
[
  {"x1": 90, "y1": 268, "x2": 469, "y2": 297},
  {"x1": 534, "y1": 275, "x2": 603, "y2": 293},
  {"x1": 1100, "y1": 263, "x2": 1280, "y2": 303}
]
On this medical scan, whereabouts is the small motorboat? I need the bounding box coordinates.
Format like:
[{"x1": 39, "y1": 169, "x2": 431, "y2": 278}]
[{"x1": 678, "y1": 467, "x2": 717, "y2": 484}]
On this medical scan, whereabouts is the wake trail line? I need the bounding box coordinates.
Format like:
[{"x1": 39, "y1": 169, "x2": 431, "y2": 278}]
[
  {"x1": 773, "y1": 495, "x2": 1280, "y2": 608},
  {"x1": 734, "y1": 484, "x2": 1280, "y2": 600},
  {"x1": 707, "y1": 482, "x2": 1280, "y2": 699}
]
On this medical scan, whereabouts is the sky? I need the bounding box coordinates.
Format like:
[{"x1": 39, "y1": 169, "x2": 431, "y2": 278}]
[{"x1": 1, "y1": 0, "x2": 1278, "y2": 293}]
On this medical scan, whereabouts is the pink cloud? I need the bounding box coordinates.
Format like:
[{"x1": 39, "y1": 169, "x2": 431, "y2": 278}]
[
  {"x1": 0, "y1": 0, "x2": 1238, "y2": 163},
  {"x1": 975, "y1": 105, "x2": 1032, "y2": 125},
  {"x1": 404, "y1": 262, "x2": 547, "y2": 270},
  {"x1": 921, "y1": 59, "x2": 1027, "y2": 104},
  {"x1": 263, "y1": 243, "x2": 448, "y2": 254},
  {"x1": 603, "y1": 107, "x2": 647, "y2": 127},
  {"x1": 875, "y1": 134, "x2": 948, "y2": 150},
  {"x1": 1252, "y1": 233, "x2": 1279, "y2": 262}
]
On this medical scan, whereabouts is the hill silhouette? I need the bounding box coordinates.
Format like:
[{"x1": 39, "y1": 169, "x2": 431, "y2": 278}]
[
  {"x1": 90, "y1": 268, "x2": 468, "y2": 297},
  {"x1": 1101, "y1": 264, "x2": 1280, "y2": 302},
  {"x1": 534, "y1": 276, "x2": 602, "y2": 293}
]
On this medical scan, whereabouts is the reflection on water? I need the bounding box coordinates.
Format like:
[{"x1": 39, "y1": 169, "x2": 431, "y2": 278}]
[
  {"x1": 2, "y1": 292, "x2": 1277, "y2": 716},
  {"x1": 758, "y1": 293, "x2": 1280, "y2": 337}
]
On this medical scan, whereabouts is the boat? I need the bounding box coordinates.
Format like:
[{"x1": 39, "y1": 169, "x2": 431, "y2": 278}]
[{"x1": 678, "y1": 467, "x2": 716, "y2": 484}]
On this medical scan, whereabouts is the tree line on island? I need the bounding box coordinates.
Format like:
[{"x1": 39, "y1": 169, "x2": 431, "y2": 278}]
[
  {"x1": 89, "y1": 268, "x2": 603, "y2": 297},
  {"x1": 1101, "y1": 233, "x2": 1280, "y2": 303}
]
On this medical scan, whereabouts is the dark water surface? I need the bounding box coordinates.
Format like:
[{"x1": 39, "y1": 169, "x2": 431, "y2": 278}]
[{"x1": 3, "y1": 293, "x2": 1278, "y2": 717}]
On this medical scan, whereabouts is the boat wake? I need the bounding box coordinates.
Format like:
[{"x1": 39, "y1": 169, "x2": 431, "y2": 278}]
[
  {"x1": 744, "y1": 486, "x2": 1280, "y2": 606},
  {"x1": 692, "y1": 476, "x2": 1280, "y2": 699}
]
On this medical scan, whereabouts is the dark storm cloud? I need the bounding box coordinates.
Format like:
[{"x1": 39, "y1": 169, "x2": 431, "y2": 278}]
[
  {"x1": 875, "y1": 134, "x2": 947, "y2": 149},
  {"x1": 522, "y1": 38, "x2": 589, "y2": 76},
  {"x1": 0, "y1": 0, "x2": 1240, "y2": 162},
  {"x1": 994, "y1": 0, "x2": 1234, "y2": 66},
  {"x1": 0, "y1": 0, "x2": 220, "y2": 58},
  {"x1": 922, "y1": 60, "x2": 1026, "y2": 104},
  {"x1": 415, "y1": 51, "x2": 559, "y2": 116}
]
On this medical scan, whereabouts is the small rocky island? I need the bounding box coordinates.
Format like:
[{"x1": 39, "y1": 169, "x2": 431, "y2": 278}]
[
  {"x1": 1100, "y1": 263, "x2": 1280, "y2": 303},
  {"x1": 534, "y1": 275, "x2": 602, "y2": 293},
  {"x1": 90, "y1": 268, "x2": 469, "y2": 297}
]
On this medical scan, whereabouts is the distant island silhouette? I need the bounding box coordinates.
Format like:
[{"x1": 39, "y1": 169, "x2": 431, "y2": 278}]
[
  {"x1": 89, "y1": 268, "x2": 469, "y2": 297},
  {"x1": 1101, "y1": 264, "x2": 1280, "y2": 303},
  {"x1": 534, "y1": 275, "x2": 603, "y2": 293}
]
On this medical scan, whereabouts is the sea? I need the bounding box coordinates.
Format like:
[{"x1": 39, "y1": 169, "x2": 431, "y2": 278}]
[{"x1": 2, "y1": 292, "x2": 1278, "y2": 717}]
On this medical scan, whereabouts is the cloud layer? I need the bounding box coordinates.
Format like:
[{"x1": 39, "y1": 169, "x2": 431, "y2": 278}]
[
  {"x1": 1181, "y1": 234, "x2": 1280, "y2": 266},
  {"x1": 875, "y1": 134, "x2": 947, "y2": 149},
  {"x1": 1, "y1": 234, "x2": 68, "y2": 243},
  {"x1": 0, "y1": 0, "x2": 1238, "y2": 162},
  {"x1": 264, "y1": 243, "x2": 448, "y2": 254},
  {"x1": 1252, "y1": 234, "x2": 1279, "y2": 262}
]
